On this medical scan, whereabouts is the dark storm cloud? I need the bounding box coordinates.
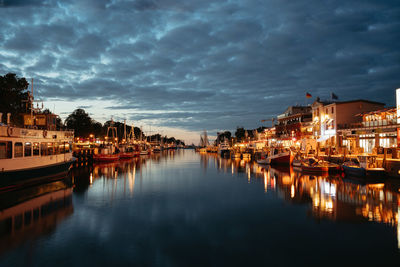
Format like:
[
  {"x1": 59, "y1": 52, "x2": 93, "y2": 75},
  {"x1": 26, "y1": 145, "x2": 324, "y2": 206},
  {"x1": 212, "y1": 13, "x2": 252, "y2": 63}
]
[
  {"x1": 0, "y1": 0, "x2": 44, "y2": 7},
  {"x1": 1, "y1": 0, "x2": 400, "y2": 134}
]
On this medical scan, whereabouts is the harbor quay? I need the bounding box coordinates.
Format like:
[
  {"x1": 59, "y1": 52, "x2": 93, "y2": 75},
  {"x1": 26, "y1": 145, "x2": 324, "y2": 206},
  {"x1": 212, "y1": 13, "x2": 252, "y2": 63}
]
[{"x1": 204, "y1": 89, "x2": 400, "y2": 179}]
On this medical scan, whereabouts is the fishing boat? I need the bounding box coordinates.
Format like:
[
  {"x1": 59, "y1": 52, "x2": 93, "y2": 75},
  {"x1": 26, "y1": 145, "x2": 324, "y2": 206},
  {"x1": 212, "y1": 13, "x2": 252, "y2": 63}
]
[
  {"x1": 342, "y1": 155, "x2": 385, "y2": 177},
  {"x1": 152, "y1": 145, "x2": 161, "y2": 153},
  {"x1": 140, "y1": 143, "x2": 150, "y2": 155},
  {"x1": 301, "y1": 158, "x2": 340, "y2": 173},
  {"x1": 218, "y1": 139, "x2": 230, "y2": 157},
  {"x1": 119, "y1": 121, "x2": 140, "y2": 159},
  {"x1": 93, "y1": 122, "x2": 120, "y2": 162},
  {"x1": 267, "y1": 147, "x2": 294, "y2": 165},
  {"x1": 119, "y1": 144, "x2": 140, "y2": 159},
  {"x1": 198, "y1": 130, "x2": 209, "y2": 153},
  {"x1": 257, "y1": 152, "x2": 271, "y2": 165},
  {"x1": 93, "y1": 146, "x2": 120, "y2": 162},
  {"x1": 292, "y1": 152, "x2": 303, "y2": 167}
]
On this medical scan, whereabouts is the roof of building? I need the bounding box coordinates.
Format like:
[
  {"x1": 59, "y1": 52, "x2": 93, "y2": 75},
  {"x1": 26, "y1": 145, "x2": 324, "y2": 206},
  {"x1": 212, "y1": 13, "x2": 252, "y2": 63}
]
[
  {"x1": 355, "y1": 107, "x2": 396, "y2": 116},
  {"x1": 331, "y1": 99, "x2": 385, "y2": 106},
  {"x1": 313, "y1": 99, "x2": 385, "y2": 107}
]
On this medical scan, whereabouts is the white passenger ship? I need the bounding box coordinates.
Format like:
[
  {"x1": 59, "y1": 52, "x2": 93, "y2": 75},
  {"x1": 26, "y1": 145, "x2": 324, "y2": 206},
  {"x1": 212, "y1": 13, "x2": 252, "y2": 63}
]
[{"x1": 0, "y1": 118, "x2": 74, "y2": 189}]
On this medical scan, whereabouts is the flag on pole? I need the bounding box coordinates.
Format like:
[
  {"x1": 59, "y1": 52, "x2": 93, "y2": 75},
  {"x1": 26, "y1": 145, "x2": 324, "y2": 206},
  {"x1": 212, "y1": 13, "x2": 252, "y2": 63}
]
[
  {"x1": 331, "y1": 92, "x2": 338, "y2": 100},
  {"x1": 306, "y1": 92, "x2": 312, "y2": 98}
]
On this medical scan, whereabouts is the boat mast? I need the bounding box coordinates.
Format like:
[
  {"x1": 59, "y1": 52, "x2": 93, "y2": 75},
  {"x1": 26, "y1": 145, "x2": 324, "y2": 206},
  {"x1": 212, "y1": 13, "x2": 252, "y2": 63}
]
[{"x1": 124, "y1": 119, "x2": 127, "y2": 143}]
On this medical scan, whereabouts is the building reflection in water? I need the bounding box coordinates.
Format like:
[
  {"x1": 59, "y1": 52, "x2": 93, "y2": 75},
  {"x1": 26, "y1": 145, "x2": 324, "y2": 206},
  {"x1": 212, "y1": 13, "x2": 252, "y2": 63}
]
[
  {"x1": 203, "y1": 153, "x2": 400, "y2": 250},
  {"x1": 0, "y1": 177, "x2": 73, "y2": 256}
]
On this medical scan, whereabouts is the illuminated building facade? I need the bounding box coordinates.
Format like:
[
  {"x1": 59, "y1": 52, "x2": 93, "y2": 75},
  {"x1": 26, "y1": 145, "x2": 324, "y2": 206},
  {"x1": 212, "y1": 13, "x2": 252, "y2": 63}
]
[
  {"x1": 275, "y1": 105, "x2": 312, "y2": 147},
  {"x1": 338, "y1": 107, "x2": 398, "y2": 153},
  {"x1": 311, "y1": 99, "x2": 385, "y2": 151}
]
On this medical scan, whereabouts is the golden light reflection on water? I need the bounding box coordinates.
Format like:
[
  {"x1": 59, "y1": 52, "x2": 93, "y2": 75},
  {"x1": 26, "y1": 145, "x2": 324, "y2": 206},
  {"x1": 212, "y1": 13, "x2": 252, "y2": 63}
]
[
  {"x1": 72, "y1": 152, "x2": 400, "y2": 251},
  {"x1": 204, "y1": 152, "x2": 400, "y2": 249}
]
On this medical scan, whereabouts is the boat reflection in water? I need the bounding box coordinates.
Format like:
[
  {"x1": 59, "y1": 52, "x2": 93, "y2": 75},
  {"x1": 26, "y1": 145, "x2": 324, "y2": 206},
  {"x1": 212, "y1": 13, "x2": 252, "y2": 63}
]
[
  {"x1": 0, "y1": 177, "x2": 73, "y2": 256},
  {"x1": 209, "y1": 154, "x2": 400, "y2": 249}
]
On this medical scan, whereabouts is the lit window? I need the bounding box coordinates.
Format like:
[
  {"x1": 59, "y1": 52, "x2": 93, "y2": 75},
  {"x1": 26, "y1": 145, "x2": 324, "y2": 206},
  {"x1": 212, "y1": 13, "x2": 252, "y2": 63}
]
[
  {"x1": 33, "y1": 143, "x2": 39, "y2": 156},
  {"x1": 24, "y1": 142, "x2": 32, "y2": 157}
]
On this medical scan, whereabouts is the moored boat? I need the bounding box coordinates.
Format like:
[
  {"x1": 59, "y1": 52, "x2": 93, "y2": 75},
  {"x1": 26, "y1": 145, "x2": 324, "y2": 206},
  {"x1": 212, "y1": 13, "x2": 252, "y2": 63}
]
[
  {"x1": 93, "y1": 147, "x2": 120, "y2": 162},
  {"x1": 218, "y1": 140, "x2": 230, "y2": 157},
  {"x1": 267, "y1": 147, "x2": 294, "y2": 165},
  {"x1": 0, "y1": 118, "x2": 75, "y2": 189},
  {"x1": 152, "y1": 145, "x2": 161, "y2": 153},
  {"x1": 342, "y1": 155, "x2": 386, "y2": 177},
  {"x1": 119, "y1": 144, "x2": 140, "y2": 159},
  {"x1": 301, "y1": 158, "x2": 340, "y2": 173},
  {"x1": 93, "y1": 122, "x2": 120, "y2": 162},
  {"x1": 257, "y1": 157, "x2": 271, "y2": 165}
]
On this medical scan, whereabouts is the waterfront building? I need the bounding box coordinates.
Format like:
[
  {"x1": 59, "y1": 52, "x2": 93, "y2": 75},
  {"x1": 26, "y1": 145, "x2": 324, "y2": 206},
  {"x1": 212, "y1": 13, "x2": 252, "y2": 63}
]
[
  {"x1": 276, "y1": 106, "x2": 312, "y2": 137},
  {"x1": 311, "y1": 99, "x2": 385, "y2": 152},
  {"x1": 338, "y1": 107, "x2": 398, "y2": 154}
]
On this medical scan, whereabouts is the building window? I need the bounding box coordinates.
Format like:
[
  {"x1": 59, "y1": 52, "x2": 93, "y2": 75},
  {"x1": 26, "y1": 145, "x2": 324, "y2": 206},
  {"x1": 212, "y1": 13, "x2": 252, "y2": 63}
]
[
  {"x1": 0, "y1": 141, "x2": 12, "y2": 159},
  {"x1": 33, "y1": 142, "x2": 40, "y2": 156},
  {"x1": 331, "y1": 107, "x2": 334, "y2": 114},
  {"x1": 24, "y1": 142, "x2": 32, "y2": 157},
  {"x1": 14, "y1": 142, "x2": 23, "y2": 158}
]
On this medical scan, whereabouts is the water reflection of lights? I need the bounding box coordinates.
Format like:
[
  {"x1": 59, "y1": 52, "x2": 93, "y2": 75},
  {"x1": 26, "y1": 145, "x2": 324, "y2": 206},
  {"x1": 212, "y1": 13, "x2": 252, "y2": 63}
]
[
  {"x1": 90, "y1": 173, "x2": 93, "y2": 185},
  {"x1": 128, "y1": 164, "x2": 136, "y2": 196},
  {"x1": 321, "y1": 181, "x2": 336, "y2": 197},
  {"x1": 198, "y1": 153, "x2": 400, "y2": 238},
  {"x1": 313, "y1": 195, "x2": 320, "y2": 207},
  {"x1": 398, "y1": 207, "x2": 400, "y2": 250},
  {"x1": 264, "y1": 172, "x2": 268, "y2": 192}
]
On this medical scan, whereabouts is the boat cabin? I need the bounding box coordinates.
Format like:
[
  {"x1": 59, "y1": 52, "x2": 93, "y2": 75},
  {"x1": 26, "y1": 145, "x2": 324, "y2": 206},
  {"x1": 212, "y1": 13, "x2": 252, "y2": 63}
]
[{"x1": 357, "y1": 155, "x2": 378, "y2": 169}]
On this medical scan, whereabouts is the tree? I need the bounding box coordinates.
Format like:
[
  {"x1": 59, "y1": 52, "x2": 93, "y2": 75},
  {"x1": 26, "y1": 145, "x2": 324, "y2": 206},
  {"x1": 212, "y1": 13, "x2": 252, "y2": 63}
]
[
  {"x1": 0, "y1": 73, "x2": 30, "y2": 126},
  {"x1": 235, "y1": 127, "x2": 245, "y2": 141},
  {"x1": 216, "y1": 131, "x2": 231, "y2": 144},
  {"x1": 65, "y1": 109, "x2": 94, "y2": 137}
]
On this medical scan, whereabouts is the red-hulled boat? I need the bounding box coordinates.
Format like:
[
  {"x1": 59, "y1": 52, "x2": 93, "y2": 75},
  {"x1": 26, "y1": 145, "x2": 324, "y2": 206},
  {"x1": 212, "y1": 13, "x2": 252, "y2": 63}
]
[
  {"x1": 119, "y1": 144, "x2": 140, "y2": 159},
  {"x1": 93, "y1": 150, "x2": 120, "y2": 162},
  {"x1": 267, "y1": 148, "x2": 294, "y2": 166},
  {"x1": 93, "y1": 123, "x2": 120, "y2": 162}
]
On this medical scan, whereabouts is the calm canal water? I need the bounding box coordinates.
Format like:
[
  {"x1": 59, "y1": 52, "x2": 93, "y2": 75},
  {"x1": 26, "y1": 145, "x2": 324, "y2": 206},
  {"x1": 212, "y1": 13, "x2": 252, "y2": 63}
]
[{"x1": 1, "y1": 149, "x2": 400, "y2": 266}]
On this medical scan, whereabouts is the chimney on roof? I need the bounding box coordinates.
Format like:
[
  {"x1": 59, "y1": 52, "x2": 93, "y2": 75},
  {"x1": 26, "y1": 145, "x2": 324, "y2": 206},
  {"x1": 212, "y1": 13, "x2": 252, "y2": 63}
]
[{"x1": 7, "y1": 113, "x2": 11, "y2": 125}]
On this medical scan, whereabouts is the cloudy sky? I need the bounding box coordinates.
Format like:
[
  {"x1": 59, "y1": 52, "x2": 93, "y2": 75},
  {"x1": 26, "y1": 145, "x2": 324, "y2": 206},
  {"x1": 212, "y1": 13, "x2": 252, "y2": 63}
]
[{"x1": 1, "y1": 0, "x2": 399, "y2": 143}]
